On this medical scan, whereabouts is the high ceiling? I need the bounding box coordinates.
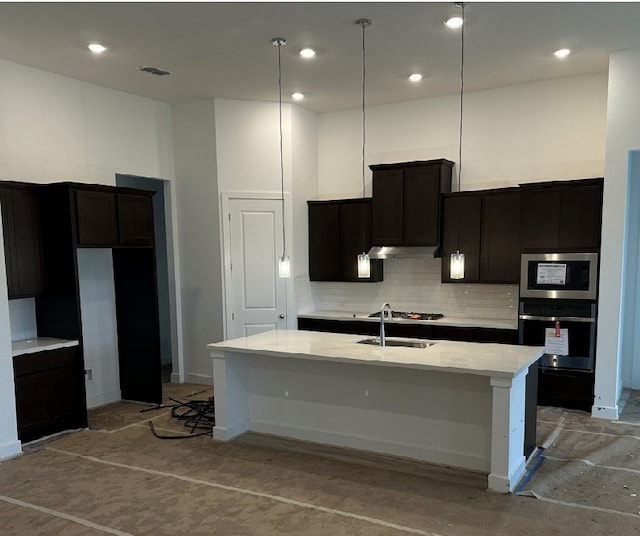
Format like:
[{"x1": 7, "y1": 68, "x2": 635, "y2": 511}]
[{"x1": 1, "y1": 2, "x2": 639, "y2": 113}]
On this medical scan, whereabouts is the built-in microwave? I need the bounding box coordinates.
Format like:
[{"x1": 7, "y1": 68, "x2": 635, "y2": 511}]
[{"x1": 519, "y1": 252, "x2": 598, "y2": 300}]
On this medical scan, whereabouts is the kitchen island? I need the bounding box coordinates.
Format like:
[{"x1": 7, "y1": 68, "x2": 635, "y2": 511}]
[{"x1": 208, "y1": 330, "x2": 543, "y2": 493}]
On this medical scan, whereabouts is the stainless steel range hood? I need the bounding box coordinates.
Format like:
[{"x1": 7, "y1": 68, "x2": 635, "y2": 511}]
[{"x1": 367, "y1": 246, "x2": 439, "y2": 259}]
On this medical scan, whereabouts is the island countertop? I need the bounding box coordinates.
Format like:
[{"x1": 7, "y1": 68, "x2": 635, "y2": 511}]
[{"x1": 208, "y1": 329, "x2": 542, "y2": 379}]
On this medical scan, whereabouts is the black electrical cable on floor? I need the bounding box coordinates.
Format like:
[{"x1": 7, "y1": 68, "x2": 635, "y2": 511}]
[{"x1": 145, "y1": 397, "x2": 215, "y2": 440}]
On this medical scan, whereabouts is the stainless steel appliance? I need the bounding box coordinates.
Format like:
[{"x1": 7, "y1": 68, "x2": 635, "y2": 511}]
[
  {"x1": 518, "y1": 252, "x2": 599, "y2": 411},
  {"x1": 520, "y1": 252, "x2": 598, "y2": 300}
]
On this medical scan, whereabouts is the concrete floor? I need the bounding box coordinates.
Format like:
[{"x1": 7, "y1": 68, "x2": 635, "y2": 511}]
[{"x1": 0, "y1": 383, "x2": 639, "y2": 536}]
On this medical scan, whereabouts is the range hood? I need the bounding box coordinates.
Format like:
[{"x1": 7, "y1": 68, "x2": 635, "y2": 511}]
[{"x1": 367, "y1": 246, "x2": 440, "y2": 259}]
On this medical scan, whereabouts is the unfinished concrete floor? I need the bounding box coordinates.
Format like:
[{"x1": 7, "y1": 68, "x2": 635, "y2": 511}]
[{"x1": 1, "y1": 383, "x2": 639, "y2": 536}]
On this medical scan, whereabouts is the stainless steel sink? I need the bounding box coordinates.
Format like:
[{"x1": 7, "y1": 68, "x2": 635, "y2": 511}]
[{"x1": 357, "y1": 337, "x2": 435, "y2": 349}]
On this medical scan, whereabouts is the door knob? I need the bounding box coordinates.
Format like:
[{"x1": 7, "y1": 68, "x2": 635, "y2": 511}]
[{"x1": 279, "y1": 313, "x2": 285, "y2": 319}]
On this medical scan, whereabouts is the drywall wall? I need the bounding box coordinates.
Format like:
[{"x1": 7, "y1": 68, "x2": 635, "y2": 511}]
[
  {"x1": 318, "y1": 73, "x2": 608, "y2": 197},
  {"x1": 594, "y1": 47, "x2": 640, "y2": 418},
  {"x1": 171, "y1": 100, "x2": 223, "y2": 384}
]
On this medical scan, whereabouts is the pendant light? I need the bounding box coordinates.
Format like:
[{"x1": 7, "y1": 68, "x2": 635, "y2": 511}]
[
  {"x1": 273, "y1": 37, "x2": 291, "y2": 278},
  {"x1": 450, "y1": 3, "x2": 465, "y2": 280},
  {"x1": 356, "y1": 18, "x2": 372, "y2": 279}
]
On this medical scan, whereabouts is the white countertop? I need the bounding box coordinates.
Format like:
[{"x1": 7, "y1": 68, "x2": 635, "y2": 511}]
[
  {"x1": 209, "y1": 329, "x2": 542, "y2": 379},
  {"x1": 12, "y1": 337, "x2": 80, "y2": 356},
  {"x1": 297, "y1": 310, "x2": 518, "y2": 330}
]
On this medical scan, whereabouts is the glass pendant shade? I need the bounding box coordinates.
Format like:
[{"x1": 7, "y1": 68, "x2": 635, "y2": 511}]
[
  {"x1": 278, "y1": 254, "x2": 291, "y2": 278},
  {"x1": 357, "y1": 252, "x2": 371, "y2": 278},
  {"x1": 450, "y1": 250, "x2": 465, "y2": 280}
]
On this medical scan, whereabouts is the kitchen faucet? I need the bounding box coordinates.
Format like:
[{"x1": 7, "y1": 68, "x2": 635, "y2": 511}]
[{"x1": 380, "y1": 302, "x2": 392, "y2": 347}]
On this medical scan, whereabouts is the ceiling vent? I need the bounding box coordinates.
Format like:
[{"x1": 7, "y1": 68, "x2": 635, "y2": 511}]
[{"x1": 139, "y1": 65, "x2": 171, "y2": 76}]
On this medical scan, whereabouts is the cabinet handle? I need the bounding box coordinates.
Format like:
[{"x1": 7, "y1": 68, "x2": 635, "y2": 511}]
[{"x1": 279, "y1": 314, "x2": 286, "y2": 319}]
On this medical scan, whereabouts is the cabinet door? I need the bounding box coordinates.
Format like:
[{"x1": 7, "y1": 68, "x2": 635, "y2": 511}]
[
  {"x1": 11, "y1": 187, "x2": 45, "y2": 296},
  {"x1": 46, "y1": 347, "x2": 86, "y2": 431},
  {"x1": 521, "y1": 188, "x2": 560, "y2": 250},
  {"x1": 441, "y1": 194, "x2": 481, "y2": 283},
  {"x1": 403, "y1": 165, "x2": 441, "y2": 246},
  {"x1": 372, "y1": 168, "x2": 404, "y2": 245},
  {"x1": 308, "y1": 202, "x2": 340, "y2": 281},
  {"x1": 559, "y1": 182, "x2": 602, "y2": 250},
  {"x1": 75, "y1": 189, "x2": 118, "y2": 246},
  {"x1": 338, "y1": 201, "x2": 383, "y2": 282},
  {"x1": 480, "y1": 190, "x2": 522, "y2": 283},
  {"x1": 118, "y1": 192, "x2": 155, "y2": 245},
  {"x1": 0, "y1": 187, "x2": 18, "y2": 295}
]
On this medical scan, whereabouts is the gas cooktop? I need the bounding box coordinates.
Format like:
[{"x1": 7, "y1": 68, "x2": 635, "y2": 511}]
[{"x1": 367, "y1": 311, "x2": 444, "y2": 321}]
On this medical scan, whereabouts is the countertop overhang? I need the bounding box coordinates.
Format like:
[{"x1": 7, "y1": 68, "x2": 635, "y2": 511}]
[
  {"x1": 209, "y1": 329, "x2": 542, "y2": 379},
  {"x1": 297, "y1": 310, "x2": 518, "y2": 330}
]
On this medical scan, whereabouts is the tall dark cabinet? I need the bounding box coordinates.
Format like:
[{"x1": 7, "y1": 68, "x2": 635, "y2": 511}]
[{"x1": 36, "y1": 182, "x2": 162, "y2": 406}]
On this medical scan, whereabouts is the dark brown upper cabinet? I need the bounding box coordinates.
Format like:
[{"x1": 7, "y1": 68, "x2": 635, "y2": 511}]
[
  {"x1": 370, "y1": 160, "x2": 453, "y2": 247},
  {"x1": 440, "y1": 193, "x2": 482, "y2": 283},
  {"x1": 117, "y1": 192, "x2": 155, "y2": 245},
  {"x1": 521, "y1": 178, "x2": 603, "y2": 252},
  {"x1": 75, "y1": 189, "x2": 118, "y2": 246},
  {"x1": 441, "y1": 188, "x2": 522, "y2": 284},
  {"x1": 73, "y1": 186, "x2": 154, "y2": 247},
  {"x1": 480, "y1": 189, "x2": 522, "y2": 283},
  {"x1": 0, "y1": 183, "x2": 45, "y2": 298},
  {"x1": 308, "y1": 198, "x2": 383, "y2": 282}
]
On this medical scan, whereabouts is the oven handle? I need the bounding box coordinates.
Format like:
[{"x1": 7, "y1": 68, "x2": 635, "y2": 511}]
[{"x1": 518, "y1": 314, "x2": 596, "y2": 323}]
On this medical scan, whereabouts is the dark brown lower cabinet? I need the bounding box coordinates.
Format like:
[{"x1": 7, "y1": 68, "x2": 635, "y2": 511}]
[
  {"x1": 13, "y1": 346, "x2": 87, "y2": 443},
  {"x1": 297, "y1": 317, "x2": 517, "y2": 344}
]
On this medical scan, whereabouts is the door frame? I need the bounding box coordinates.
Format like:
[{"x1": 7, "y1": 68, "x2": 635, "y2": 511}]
[{"x1": 221, "y1": 192, "x2": 295, "y2": 341}]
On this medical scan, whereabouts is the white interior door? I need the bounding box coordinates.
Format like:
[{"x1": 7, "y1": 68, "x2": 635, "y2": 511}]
[{"x1": 227, "y1": 198, "x2": 287, "y2": 339}]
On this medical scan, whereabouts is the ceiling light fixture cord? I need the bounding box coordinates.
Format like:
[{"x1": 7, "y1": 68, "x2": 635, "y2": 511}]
[
  {"x1": 457, "y1": 2, "x2": 465, "y2": 192},
  {"x1": 274, "y1": 37, "x2": 287, "y2": 258},
  {"x1": 357, "y1": 18, "x2": 371, "y2": 252}
]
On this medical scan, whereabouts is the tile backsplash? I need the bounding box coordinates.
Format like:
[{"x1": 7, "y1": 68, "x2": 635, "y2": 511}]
[
  {"x1": 9, "y1": 297, "x2": 38, "y2": 341},
  {"x1": 296, "y1": 257, "x2": 518, "y2": 321}
]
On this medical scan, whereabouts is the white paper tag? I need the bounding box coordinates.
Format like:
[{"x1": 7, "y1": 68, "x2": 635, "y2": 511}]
[
  {"x1": 545, "y1": 327, "x2": 569, "y2": 355},
  {"x1": 537, "y1": 263, "x2": 567, "y2": 285}
]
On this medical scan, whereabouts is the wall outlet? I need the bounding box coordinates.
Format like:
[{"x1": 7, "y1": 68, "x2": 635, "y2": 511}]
[{"x1": 85, "y1": 369, "x2": 93, "y2": 382}]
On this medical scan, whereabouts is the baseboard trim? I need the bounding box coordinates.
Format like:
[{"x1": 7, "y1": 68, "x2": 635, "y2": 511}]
[
  {"x1": 184, "y1": 372, "x2": 212, "y2": 385},
  {"x1": 592, "y1": 403, "x2": 619, "y2": 420},
  {"x1": 0, "y1": 439, "x2": 22, "y2": 461}
]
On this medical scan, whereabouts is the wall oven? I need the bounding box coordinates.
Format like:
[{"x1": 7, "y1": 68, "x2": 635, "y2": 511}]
[{"x1": 518, "y1": 252, "x2": 599, "y2": 411}]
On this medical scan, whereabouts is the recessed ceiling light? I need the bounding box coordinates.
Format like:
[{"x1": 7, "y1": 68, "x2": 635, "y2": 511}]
[
  {"x1": 299, "y1": 48, "x2": 316, "y2": 59},
  {"x1": 444, "y1": 16, "x2": 463, "y2": 29},
  {"x1": 291, "y1": 92, "x2": 304, "y2": 100},
  {"x1": 409, "y1": 73, "x2": 423, "y2": 82},
  {"x1": 554, "y1": 48, "x2": 571, "y2": 58},
  {"x1": 88, "y1": 43, "x2": 107, "y2": 54}
]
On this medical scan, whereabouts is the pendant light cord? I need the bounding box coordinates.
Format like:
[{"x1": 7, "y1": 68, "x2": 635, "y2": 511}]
[
  {"x1": 276, "y1": 38, "x2": 287, "y2": 257},
  {"x1": 457, "y1": 2, "x2": 465, "y2": 193},
  {"x1": 356, "y1": 18, "x2": 371, "y2": 252}
]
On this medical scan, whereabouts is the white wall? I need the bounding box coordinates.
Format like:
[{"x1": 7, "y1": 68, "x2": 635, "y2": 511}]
[
  {"x1": 318, "y1": 74, "x2": 608, "y2": 198},
  {"x1": 594, "y1": 48, "x2": 640, "y2": 419},
  {"x1": 77, "y1": 249, "x2": 121, "y2": 409},
  {"x1": 0, "y1": 58, "x2": 176, "y2": 452},
  {"x1": 172, "y1": 100, "x2": 222, "y2": 384}
]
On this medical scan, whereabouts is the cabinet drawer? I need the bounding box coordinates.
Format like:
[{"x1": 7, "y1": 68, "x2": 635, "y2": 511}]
[
  {"x1": 44, "y1": 347, "x2": 78, "y2": 369},
  {"x1": 13, "y1": 353, "x2": 46, "y2": 377}
]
